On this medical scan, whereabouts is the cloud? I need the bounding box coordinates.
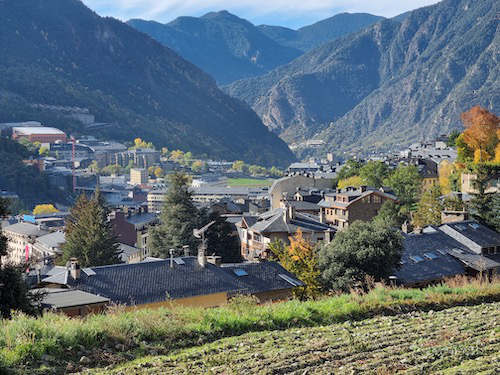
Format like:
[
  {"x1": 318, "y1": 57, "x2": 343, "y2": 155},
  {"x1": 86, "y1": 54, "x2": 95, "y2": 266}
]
[{"x1": 83, "y1": 0, "x2": 440, "y2": 26}]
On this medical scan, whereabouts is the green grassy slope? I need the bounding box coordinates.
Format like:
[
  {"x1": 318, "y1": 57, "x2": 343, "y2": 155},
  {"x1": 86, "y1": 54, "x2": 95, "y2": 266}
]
[
  {"x1": 92, "y1": 302, "x2": 500, "y2": 374},
  {"x1": 1, "y1": 280, "x2": 499, "y2": 374}
]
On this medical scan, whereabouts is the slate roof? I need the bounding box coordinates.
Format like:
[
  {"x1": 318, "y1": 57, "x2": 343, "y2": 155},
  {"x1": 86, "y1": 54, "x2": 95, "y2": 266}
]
[
  {"x1": 249, "y1": 208, "x2": 332, "y2": 235},
  {"x1": 41, "y1": 289, "x2": 110, "y2": 309},
  {"x1": 395, "y1": 231, "x2": 469, "y2": 285},
  {"x1": 440, "y1": 221, "x2": 500, "y2": 248},
  {"x1": 3, "y1": 222, "x2": 48, "y2": 236},
  {"x1": 221, "y1": 262, "x2": 304, "y2": 295},
  {"x1": 126, "y1": 213, "x2": 157, "y2": 227},
  {"x1": 36, "y1": 257, "x2": 303, "y2": 307},
  {"x1": 35, "y1": 231, "x2": 65, "y2": 250},
  {"x1": 285, "y1": 200, "x2": 320, "y2": 211}
]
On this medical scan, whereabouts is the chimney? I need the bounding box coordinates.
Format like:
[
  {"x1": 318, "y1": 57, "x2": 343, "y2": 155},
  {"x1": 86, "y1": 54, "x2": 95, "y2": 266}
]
[
  {"x1": 183, "y1": 245, "x2": 190, "y2": 257},
  {"x1": 360, "y1": 186, "x2": 367, "y2": 192},
  {"x1": 69, "y1": 258, "x2": 80, "y2": 280},
  {"x1": 198, "y1": 244, "x2": 207, "y2": 268},
  {"x1": 169, "y1": 248, "x2": 175, "y2": 268},
  {"x1": 206, "y1": 255, "x2": 222, "y2": 267},
  {"x1": 288, "y1": 205, "x2": 295, "y2": 220}
]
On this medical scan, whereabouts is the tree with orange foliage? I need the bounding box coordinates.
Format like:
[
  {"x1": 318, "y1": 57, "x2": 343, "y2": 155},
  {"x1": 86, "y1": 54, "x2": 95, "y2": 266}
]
[
  {"x1": 269, "y1": 229, "x2": 323, "y2": 299},
  {"x1": 460, "y1": 106, "x2": 499, "y2": 163}
]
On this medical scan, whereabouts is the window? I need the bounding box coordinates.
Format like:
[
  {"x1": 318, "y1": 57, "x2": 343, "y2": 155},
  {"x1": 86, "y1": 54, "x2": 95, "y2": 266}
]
[
  {"x1": 410, "y1": 255, "x2": 425, "y2": 263},
  {"x1": 423, "y1": 252, "x2": 439, "y2": 260},
  {"x1": 373, "y1": 195, "x2": 381, "y2": 203},
  {"x1": 233, "y1": 269, "x2": 248, "y2": 277}
]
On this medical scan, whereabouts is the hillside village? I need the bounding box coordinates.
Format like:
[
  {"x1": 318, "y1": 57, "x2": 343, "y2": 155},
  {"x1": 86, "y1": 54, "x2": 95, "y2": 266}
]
[{"x1": 0, "y1": 105, "x2": 499, "y2": 316}]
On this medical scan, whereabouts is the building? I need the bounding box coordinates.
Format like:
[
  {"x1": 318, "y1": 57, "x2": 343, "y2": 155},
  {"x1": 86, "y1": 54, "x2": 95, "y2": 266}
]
[
  {"x1": 191, "y1": 186, "x2": 268, "y2": 204},
  {"x1": 110, "y1": 210, "x2": 158, "y2": 249},
  {"x1": 318, "y1": 186, "x2": 397, "y2": 230},
  {"x1": 269, "y1": 174, "x2": 335, "y2": 210},
  {"x1": 36, "y1": 255, "x2": 303, "y2": 311},
  {"x1": 113, "y1": 148, "x2": 161, "y2": 169},
  {"x1": 461, "y1": 172, "x2": 499, "y2": 194},
  {"x1": 237, "y1": 206, "x2": 334, "y2": 260},
  {"x1": 31, "y1": 231, "x2": 65, "y2": 262},
  {"x1": 130, "y1": 168, "x2": 148, "y2": 186},
  {"x1": 147, "y1": 187, "x2": 168, "y2": 213},
  {"x1": 12, "y1": 126, "x2": 67, "y2": 144},
  {"x1": 38, "y1": 288, "x2": 109, "y2": 317},
  {"x1": 49, "y1": 142, "x2": 94, "y2": 160},
  {"x1": 394, "y1": 222, "x2": 500, "y2": 286},
  {"x1": 1, "y1": 222, "x2": 48, "y2": 265}
]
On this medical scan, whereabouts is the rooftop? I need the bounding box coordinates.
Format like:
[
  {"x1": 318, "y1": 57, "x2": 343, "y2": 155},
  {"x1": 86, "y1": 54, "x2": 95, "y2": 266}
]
[
  {"x1": 3, "y1": 222, "x2": 48, "y2": 236},
  {"x1": 440, "y1": 221, "x2": 500, "y2": 248},
  {"x1": 13, "y1": 126, "x2": 66, "y2": 135}
]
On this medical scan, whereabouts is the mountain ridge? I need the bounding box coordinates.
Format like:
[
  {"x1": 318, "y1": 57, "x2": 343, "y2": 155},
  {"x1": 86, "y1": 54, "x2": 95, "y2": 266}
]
[
  {"x1": 226, "y1": 0, "x2": 499, "y2": 155},
  {"x1": 0, "y1": 0, "x2": 295, "y2": 166}
]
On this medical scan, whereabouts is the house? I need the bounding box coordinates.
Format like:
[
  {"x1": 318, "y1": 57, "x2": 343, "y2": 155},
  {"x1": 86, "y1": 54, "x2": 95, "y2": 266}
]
[
  {"x1": 1, "y1": 222, "x2": 48, "y2": 265},
  {"x1": 118, "y1": 243, "x2": 149, "y2": 264},
  {"x1": 393, "y1": 222, "x2": 500, "y2": 286},
  {"x1": 130, "y1": 168, "x2": 148, "y2": 186},
  {"x1": 237, "y1": 206, "x2": 334, "y2": 260},
  {"x1": 35, "y1": 254, "x2": 303, "y2": 313},
  {"x1": 318, "y1": 186, "x2": 397, "y2": 230},
  {"x1": 147, "y1": 187, "x2": 168, "y2": 213},
  {"x1": 461, "y1": 172, "x2": 499, "y2": 194},
  {"x1": 279, "y1": 200, "x2": 320, "y2": 216},
  {"x1": 414, "y1": 159, "x2": 439, "y2": 191},
  {"x1": 38, "y1": 288, "x2": 110, "y2": 317},
  {"x1": 113, "y1": 148, "x2": 161, "y2": 169},
  {"x1": 110, "y1": 210, "x2": 158, "y2": 249},
  {"x1": 31, "y1": 231, "x2": 65, "y2": 262}
]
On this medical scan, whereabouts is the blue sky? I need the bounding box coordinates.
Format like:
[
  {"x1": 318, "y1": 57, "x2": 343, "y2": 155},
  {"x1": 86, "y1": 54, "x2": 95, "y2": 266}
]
[{"x1": 82, "y1": 0, "x2": 441, "y2": 29}]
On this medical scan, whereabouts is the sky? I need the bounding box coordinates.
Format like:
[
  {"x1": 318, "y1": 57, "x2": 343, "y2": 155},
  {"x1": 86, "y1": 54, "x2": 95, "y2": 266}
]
[{"x1": 83, "y1": 0, "x2": 441, "y2": 29}]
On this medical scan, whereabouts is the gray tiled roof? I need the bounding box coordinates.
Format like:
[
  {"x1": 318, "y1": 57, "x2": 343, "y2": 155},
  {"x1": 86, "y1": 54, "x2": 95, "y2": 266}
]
[
  {"x1": 35, "y1": 231, "x2": 65, "y2": 249},
  {"x1": 395, "y1": 231, "x2": 469, "y2": 284},
  {"x1": 221, "y1": 262, "x2": 304, "y2": 295},
  {"x1": 41, "y1": 289, "x2": 109, "y2": 309},
  {"x1": 249, "y1": 208, "x2": 332, "y2": 234},
  {"x1": 3, "y1": 222, "x2": 48, "y2": 236},
  {"x1": 440, "y1": 221, "x2": 500, "y2": 248}
]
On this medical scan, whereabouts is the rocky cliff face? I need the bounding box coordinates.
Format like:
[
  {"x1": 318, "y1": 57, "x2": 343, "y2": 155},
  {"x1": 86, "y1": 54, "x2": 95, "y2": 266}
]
[{"x1": 227, "y1": 0, "x2": 499, "y2": 154}]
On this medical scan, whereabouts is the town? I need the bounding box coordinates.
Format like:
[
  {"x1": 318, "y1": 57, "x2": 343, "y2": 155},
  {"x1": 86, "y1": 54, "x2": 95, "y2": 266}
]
[{"x1": 0, "y1": 0, "x2": 499, "y2": 373}]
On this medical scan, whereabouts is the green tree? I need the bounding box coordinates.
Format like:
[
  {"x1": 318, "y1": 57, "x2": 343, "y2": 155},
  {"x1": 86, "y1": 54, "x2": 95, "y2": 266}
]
[
  {"x1": 384, "y1": 165, "x2": 421, "y2": 208},
  {"x1": 62, "y1": 191, "x2": 121, "y2": 267},
  {"x1": 203, "y1": 211, "x2": 241, "y2": 263},
  {"x1": 154, "y1": 167, "x2": 165, "y2": 178},
  {"x1": 412, "y1": 186, "x2": 442, "y2": 228},
  {"x1": 191, "y1": 160, "x2": 206, "y2": 173},
  {"x1": 469, "y1": 165, "x2": 500, "y2": 231},
  {"x1": 337, "y1": 160, "x2": 363, "y2": 180},
  {"x1": 101, "y1": 164, "x2": 121, "y2": 176},
  {"x1": 319, "y1": 221, "x2": 403, "y2": 292},
  {"x1": 373, "y1": 200, "x2": 407, "y2": 228},
  {"x1": 270, "y1": 230, "x2": 323, "y2": 299},
  {"x1": 269, "y1": 166, "x2": 284, "y2": 178},
  {"x1": 359, "y1": 161, "x2": 389, "y2": 188},
  {"x1": 150, "y1": 172, "x2": 199, "y2": 257},
  {"x1": 337, "y1": 175, "x2": 364, "y2": 189},
  {"x1": 447, "y1": 130, "x2": 461, "y2": 147},
  {"x1": 232, "y1": 160, "x2": 246, "y2": 172},
  {"x1": 0, "y1": 198, "x2": 41, "y2": 318}
]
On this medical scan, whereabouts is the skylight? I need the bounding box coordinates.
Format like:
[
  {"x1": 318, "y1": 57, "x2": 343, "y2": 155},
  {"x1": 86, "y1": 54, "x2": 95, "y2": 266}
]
[
  {"x1": 233, "y1": 269, "x2": 248, "y2": 277},
  {"x1": 469, "y1": 223, "x2": 480, "y2": 230},
  {"x1": 174, "y1": 258, "x2": 185, "y2": 265},
  {"x1": 82, "y1": 268, "x2": 96, "y2": 276},
  {"x1": 424, "y1": 252, "x2": 439, "y2": 260},
  {"x1": 410, "y1": 255, "x2": 425, "y2": 263}
]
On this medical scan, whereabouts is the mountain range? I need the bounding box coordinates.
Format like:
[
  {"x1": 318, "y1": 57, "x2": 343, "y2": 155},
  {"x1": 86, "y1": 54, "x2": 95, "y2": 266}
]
[
  {"x1": 226, "y1": 0, "x2": 499, "y2": 156},
  {"x1": 0, "y1": 0, "x2": 294, "y2": 166},
  {"x1": 128, "y1": 12, "x2": 382, "y2": 85}
]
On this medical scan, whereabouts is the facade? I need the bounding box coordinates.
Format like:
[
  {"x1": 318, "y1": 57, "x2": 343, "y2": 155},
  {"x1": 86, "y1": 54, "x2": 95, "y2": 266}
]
[
  {"x1": 461, "y1": 172, "x2": 499, "y2": 194},
  {"x1": 110, "y1": 211, "x2": 158, "y2": 249},
  {"x1": 147, "y1": 188, "x2": 168, "y2": 213},
  {"x1": 1, "y1": 222, "x2": 48, "y2": 265},
  {"x1": 31, "y1": 231, "x2": 65, "y2": 262},
  {"x1": 113, "y1": 148, "x2": 161, "y2": 168},
  {"x1": 130, "y1": 168, "x2": 148, "y2": 186},
  {"x1": 237, "y1": 206, "x2": 334, "y2": 260},
  {"x1": 318, "y1": 186, "x2": 397, "y2": 230},
  {"x1": 12, "y1": 126, "x2": 67, "y2": 143}
]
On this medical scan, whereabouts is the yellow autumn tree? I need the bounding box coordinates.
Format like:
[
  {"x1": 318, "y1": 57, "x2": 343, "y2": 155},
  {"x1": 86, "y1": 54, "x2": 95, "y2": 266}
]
[
  {"x1": 269, "y1": 229, "x2": 323, "y2": 299},
  {"x1": 33, "y1": 204, "x2": 59, "y2": 215},
  {"x1": 438, "y1": 160, "x2": 454, "y2": 194},
  {"x1": 337, "y1": 175, "x2": 364, "y2": 189},
  {"x1": 460, "y1": 106, "x2": 499, "y2": 163}
]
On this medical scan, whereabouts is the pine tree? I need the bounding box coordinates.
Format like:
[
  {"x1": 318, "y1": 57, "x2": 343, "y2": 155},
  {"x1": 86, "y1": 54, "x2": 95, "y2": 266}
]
[
  {"x1": 150, "y1": 172, "x2": 199, "y2": 257},
  {"x1": 412, "y1": 186, "x2": 443, "y2": 228},
  {"x1": 62, "y1": 191, "x2": 122, "y2": 267},
  {"x1": 203, "y1": 210, "x2": 241, "y2": 263}
]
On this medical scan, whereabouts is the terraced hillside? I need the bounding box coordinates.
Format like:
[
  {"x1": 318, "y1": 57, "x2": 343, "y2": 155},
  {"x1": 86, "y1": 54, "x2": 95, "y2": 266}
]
[{"x1": 90, "y1": 302, "x2": 499, "y2": 374}]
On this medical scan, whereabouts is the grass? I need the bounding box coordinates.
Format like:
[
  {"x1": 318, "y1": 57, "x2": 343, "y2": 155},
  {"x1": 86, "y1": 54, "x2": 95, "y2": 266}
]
[
  {"x1": 225, "y1": 178, "x2": 274, "y2": 187},
  {"x1": 0, "y1": 277, "x2": 499, "y2": 374},
  {"x1": 92, "y1": 302, "x2": 500, "y2": 374}
]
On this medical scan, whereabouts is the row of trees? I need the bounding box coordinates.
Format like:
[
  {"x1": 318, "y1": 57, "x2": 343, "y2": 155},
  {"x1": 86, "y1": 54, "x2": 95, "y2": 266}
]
[{"x1": 232, "y1": 160, "x2": 284, "y2": 178}]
